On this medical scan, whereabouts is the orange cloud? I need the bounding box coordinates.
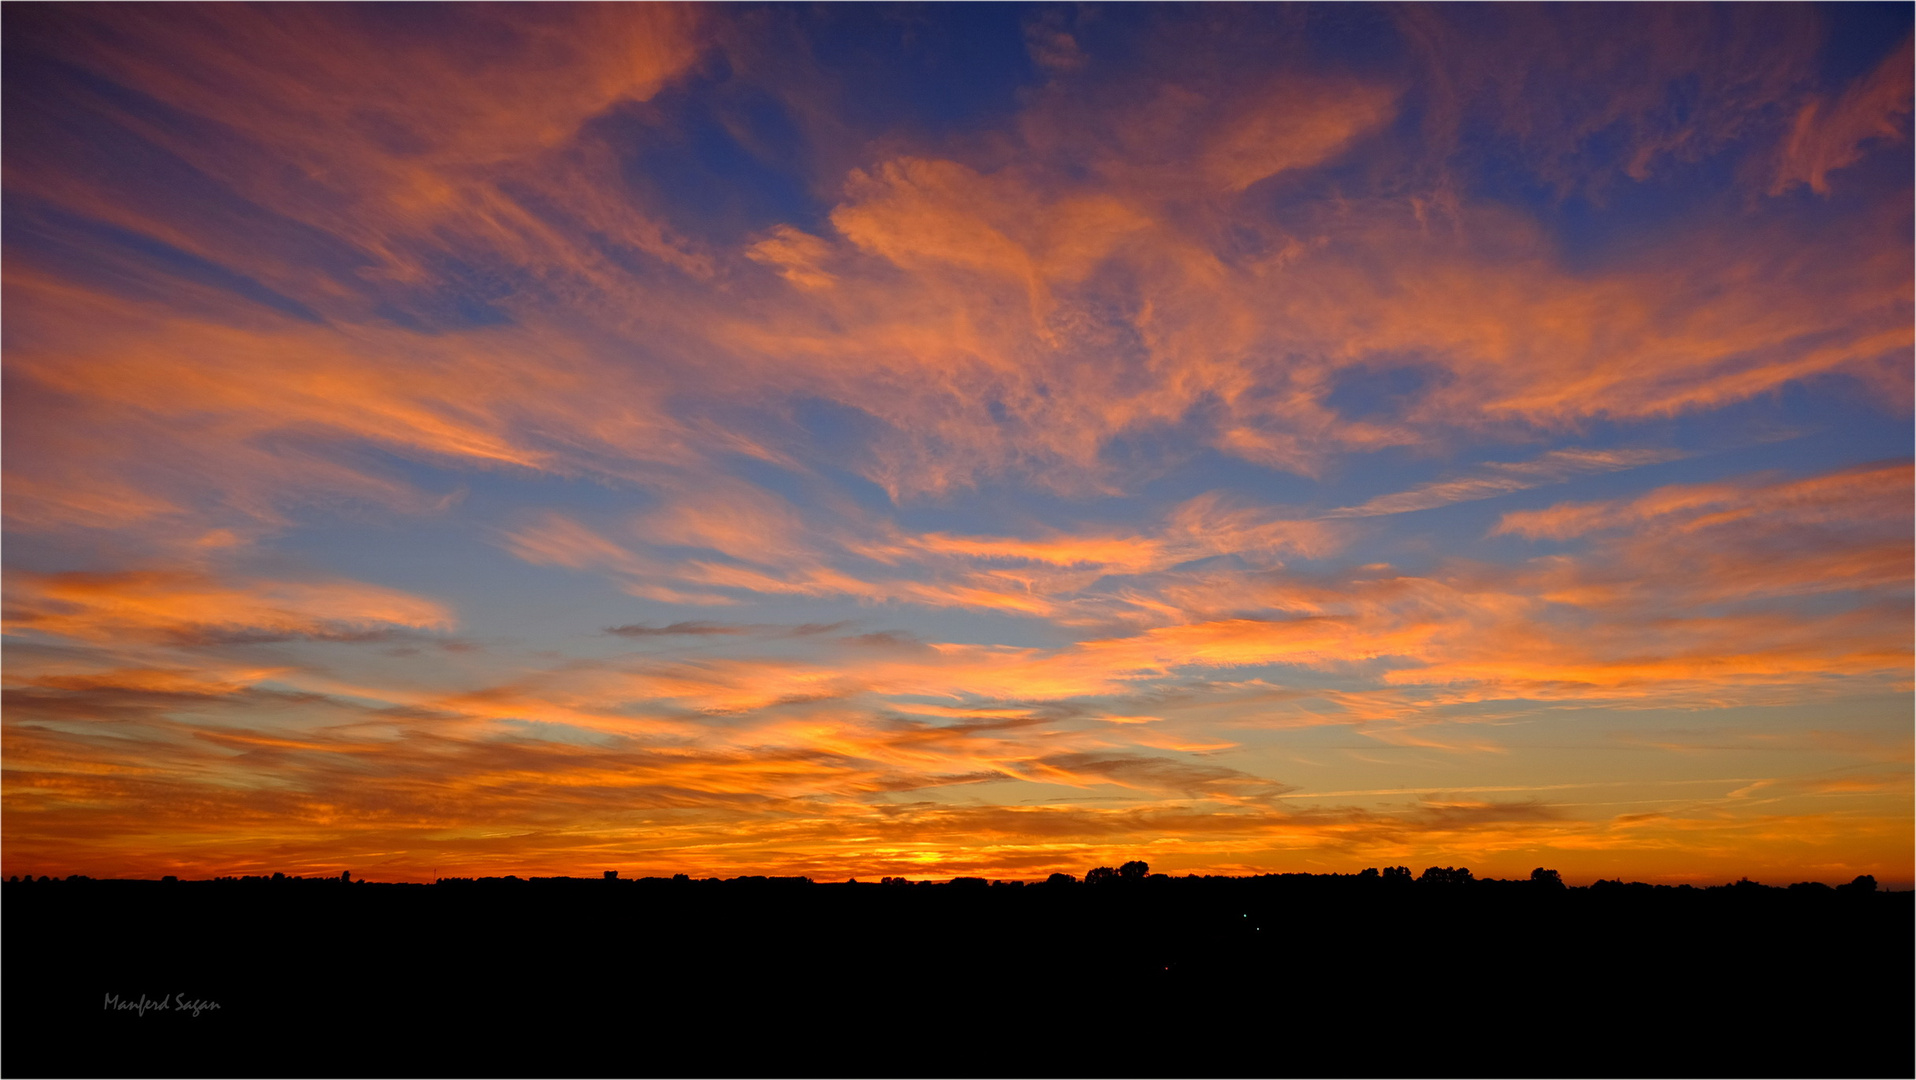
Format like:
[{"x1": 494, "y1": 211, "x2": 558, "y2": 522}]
[
  {"x1": 1772, "y1": 36, "x2": 1914, "y2": 195},
  {"x1": 1203, "y1": 78, "x2": 1398, "y2": 192},
  {"x1": 5, "y1": 569, "x2": 452, "y2": 646}
]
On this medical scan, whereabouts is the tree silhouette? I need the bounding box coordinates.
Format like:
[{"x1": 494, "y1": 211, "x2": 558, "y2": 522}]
[
  {"x1": 1530, "y1": 867, "x2": 1565, "y2": 889},
  {"x1": 1118, "y1": 860, "x2": 1149, "y2": 882},
  {"x1": 1085, "y1": 866, "x2": 1118, "y2": 886},
  {"x1": 1045, "y1": 872, "x2": 1075, "y2": 886}
]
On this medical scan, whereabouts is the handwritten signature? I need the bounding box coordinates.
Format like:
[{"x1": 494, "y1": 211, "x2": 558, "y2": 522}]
[{"x1": 104, "y1": 993, "x2": 221, "y2": 1017}]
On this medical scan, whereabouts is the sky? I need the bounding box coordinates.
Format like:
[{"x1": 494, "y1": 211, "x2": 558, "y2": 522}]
[{"x1": 3, "y1": 3, "x2": 1911, "y2": 886}]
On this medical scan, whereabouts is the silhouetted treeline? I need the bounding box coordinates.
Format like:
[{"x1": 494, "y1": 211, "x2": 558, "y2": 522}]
[
  {"x1": 15, "y1": 861, "x2": 1883, "y2": 892},
  {"x1": 5, "y1": 865, "x2": 1908, "y2": 1078}
]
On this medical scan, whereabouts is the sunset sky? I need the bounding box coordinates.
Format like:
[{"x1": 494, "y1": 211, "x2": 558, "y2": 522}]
[{"x1": 4, "y1": 3, "x2": 1911, "y2": 886}]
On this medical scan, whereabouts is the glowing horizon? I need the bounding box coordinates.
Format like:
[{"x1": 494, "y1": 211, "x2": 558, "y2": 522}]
[{"x1": 3, "y1": 4, "x2": 1911, "y2": 887}]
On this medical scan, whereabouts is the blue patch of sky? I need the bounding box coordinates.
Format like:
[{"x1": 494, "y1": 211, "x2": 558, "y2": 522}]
[
  {"x1": 799, "y1": 4, "x2": 1041, "y2": 137},
  {"x1": 1816, "y1": 2, "x2": 1914, "y2": 84},
  {"x1": 787, "y1": 396, "x2": 892, "y2": 472},
  {"x1": 390, "y1": 250, "x2": 523, "y2": 330},
  {"x1": 1298, "y1": 3, "x2": 1411, "y2": 73},
  {"x1": 1322, "y1": 362, "x2": 1444, "y2": 425},
  {"x1": 595, "y1": 74, "x2": 827, "y2": 247}
]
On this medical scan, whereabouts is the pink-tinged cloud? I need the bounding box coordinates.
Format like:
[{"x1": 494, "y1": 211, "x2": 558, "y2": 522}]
[{"x1": 1773, "y1": 36, "x2": 1915, "y2": 195}]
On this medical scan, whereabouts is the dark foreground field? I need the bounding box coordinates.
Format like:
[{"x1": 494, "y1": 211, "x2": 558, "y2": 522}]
[{"x1": 4, "y1": 872, "x2": 1909, "y2": 1078}]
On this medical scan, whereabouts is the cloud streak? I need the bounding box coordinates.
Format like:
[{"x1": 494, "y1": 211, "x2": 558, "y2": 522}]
[{"x1": 1327, "y1": 448, "x2": 1687, "y2": 518}]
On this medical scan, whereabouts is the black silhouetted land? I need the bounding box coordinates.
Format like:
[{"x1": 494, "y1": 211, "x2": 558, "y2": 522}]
[{"x1": 3, "y1": 865, "x2": 1909, "y2": 1078}]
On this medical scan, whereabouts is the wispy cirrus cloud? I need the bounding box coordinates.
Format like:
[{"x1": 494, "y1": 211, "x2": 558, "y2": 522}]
[
  {"x1": 1772, "y1": 36, "x2": 1915, "y2": 195},
  {"x1": 4, "y1": 569, "x2": 453, "y2": 647},
  {"x1": 1327, "y1": 448, "x2": 1687, "y2": 518}
]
